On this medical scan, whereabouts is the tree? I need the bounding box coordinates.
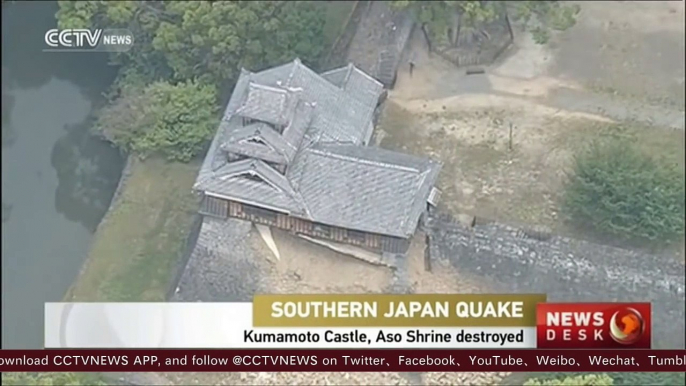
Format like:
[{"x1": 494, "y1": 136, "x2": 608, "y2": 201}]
[
  {"x1": 153, "y1": 1, "x2": 325, "y2": 86},
  {"x1": 524, "y1": 374, "x2": 614, "y2": 386},
  {"x1": 56, "y1": 1, "x2": 171, "y2": 81},
  {"x1": 562, "y1": 140, "x2": 685, "y2": 244},
  {"x1": 55, "y1": 1, "x2": 326, "y2": 87},
  {"x1": 391, "y1": 0, "x2": 580, "y2": 46},
  {"x1": 96, "y1": 80, "x2": 219, "y2": 162}
]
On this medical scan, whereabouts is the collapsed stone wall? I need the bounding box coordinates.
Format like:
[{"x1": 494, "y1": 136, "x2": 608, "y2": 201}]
[{"x1": 427, "y1": 212, "x2": 686, "y2": 349}]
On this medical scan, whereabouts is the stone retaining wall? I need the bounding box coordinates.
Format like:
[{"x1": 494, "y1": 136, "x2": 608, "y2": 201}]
[
  {"x1": 427, "y1": 212, "x2": 685, "y2": 349},
  {"x1": 171, "y1": 217, "x2": 262, "y2": 302},
  {"x1": 63, "y1": 153, "x2": 130, "y2": 301},
  {"x1": 374, "y1": 12, "x2": 415, "y2": 88},
  {"x1": 165, "y1": 212, "x2": 203, "y2": 300}
]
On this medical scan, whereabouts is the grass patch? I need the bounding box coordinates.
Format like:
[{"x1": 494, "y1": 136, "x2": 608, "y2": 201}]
[
  {"x1": 322, "y1": 1, "x2": 356, "y2": 49},
  {"x1": 65, "y1": 157, "x2": 200, "y2": 302}
]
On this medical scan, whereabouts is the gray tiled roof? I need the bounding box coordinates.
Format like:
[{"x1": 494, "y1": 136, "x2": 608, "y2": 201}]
[
  {"x1": 281, "y1": 100, "x2": 314, "y2": 156},
  {"x1": 322, "y1": 63, "x2": 385, "y2": 108},
  {"x1": 239, "y1": 59, "x2": 383, "y2": 145},
  {"x1": 288, "y1": 143, "x2": 441, "y2": 237},
  {"x1": 221, "y1": 98, "x2": 313, "y2": 165},
  {"x1": 320, "y1": 66, "x2": 349, "y2": 88},
  {"x1": 343, "y1": 67, "x2": 385, "y2": 109},
  {"x1": 235, "y1": 82, "x2": 298, "y2": 126},
  {"x1": 195, "y1": 59, "x2": 439, "y2": 238}
]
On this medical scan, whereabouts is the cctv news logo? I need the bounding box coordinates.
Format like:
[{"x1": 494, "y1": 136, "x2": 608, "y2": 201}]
[
  {"x1": 536, "y1": 303, "x2": 651, "y2": 349},
  {"x1": 44, "y1": 29, "x2": 133, "y2": 52}
]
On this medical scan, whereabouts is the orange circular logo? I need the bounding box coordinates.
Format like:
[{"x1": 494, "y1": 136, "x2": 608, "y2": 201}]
[{"x1": 609, "y1": 307, "x2": 644, "y2": 345}]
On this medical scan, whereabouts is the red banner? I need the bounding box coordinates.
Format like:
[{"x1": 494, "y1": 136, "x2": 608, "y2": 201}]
[
  {"x1": 0, "y1": 350, "x2": 684, "y2": 372},
  {"x1": 536, "y1": 303, "x2": 652, "y2": 349}
]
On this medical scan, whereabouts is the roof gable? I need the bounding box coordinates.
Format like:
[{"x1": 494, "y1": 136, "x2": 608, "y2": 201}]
[
  {"x1": 214, "y1": 159, "x2": 295, "y2": 196},
  {"x1": 196, "y1": 157, "x2": 308, "y2": 215},
  {"x1": 224, "y1": 121, "x2": 291, "y2": 162}
]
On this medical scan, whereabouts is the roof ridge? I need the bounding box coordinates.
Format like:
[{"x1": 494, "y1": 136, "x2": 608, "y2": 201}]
[
  {"x1": 286, "y1": 58, "x2": 301, "y2": 88},
  {"x1": 248, "y1": 82, "x2": 288, "y2": 94},
  {"x1": 308, "y1": 147, "x2": 421, "y2": 173},
  {"x1": 319, "y1": 65, "x2": 348, "y2": 77},
  {"x1": 343, "y1": 63, "x2": 355, "y2": 85}
]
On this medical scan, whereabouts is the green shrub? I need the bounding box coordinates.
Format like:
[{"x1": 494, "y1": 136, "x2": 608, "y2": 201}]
[
  {"x1": 96, "y1": 80, "x2": 219, "y2": 162},
  {"x1": 525, "y1": 374, "x2": 614, "y2": 386},
  {"x1": 531, "y1": 26, "x2": 551, "y2": 44},
  {"x1": 563, "y1": 140, "x2": 685, "y2": 244}
]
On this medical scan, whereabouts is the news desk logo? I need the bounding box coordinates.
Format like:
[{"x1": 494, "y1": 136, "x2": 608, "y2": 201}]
[
  {"x1": 536, "y1": 302, "x2": 651, "y2": 349},
  {"x1": 44, "y1": 29, "x2": 134, "y2": 52}
]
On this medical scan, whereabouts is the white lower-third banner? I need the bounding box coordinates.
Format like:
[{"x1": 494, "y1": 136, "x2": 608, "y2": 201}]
[{"x1": 45, "y1": 303, "x2": 536, "y2": 348}]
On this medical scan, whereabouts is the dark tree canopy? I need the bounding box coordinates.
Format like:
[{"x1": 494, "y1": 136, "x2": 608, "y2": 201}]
[{"x1": 56, "y1": 1, "x2": 326, "y2": 86}]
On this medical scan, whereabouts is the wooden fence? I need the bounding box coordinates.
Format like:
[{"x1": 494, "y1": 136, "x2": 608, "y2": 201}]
[{"x1": 433, "y1": 14, "x2": 514, "y2": 68}]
